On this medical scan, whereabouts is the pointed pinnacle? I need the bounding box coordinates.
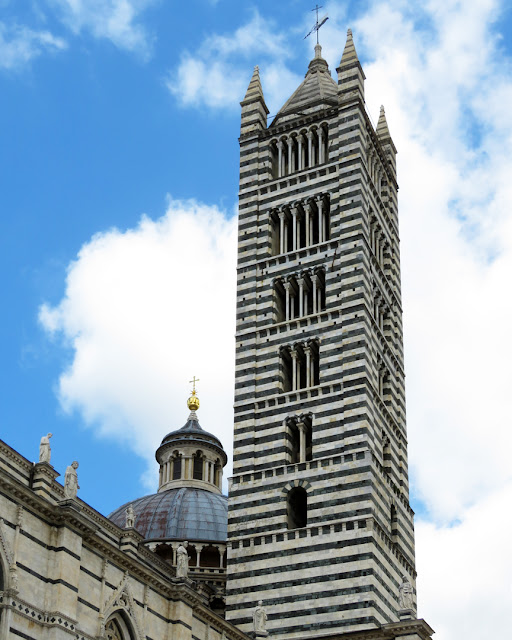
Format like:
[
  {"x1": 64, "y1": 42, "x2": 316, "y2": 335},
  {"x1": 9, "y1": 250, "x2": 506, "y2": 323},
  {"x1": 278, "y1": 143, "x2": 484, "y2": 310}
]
[
  {"x1": 243, "y1": 65, "x2": 264, "y2": 103},
  {"x1": 339, "y1": 28, "x2": 359, "y2": 66},
  {"x1": 376, "y1": 105, "x2": 391, "y2": 139}
]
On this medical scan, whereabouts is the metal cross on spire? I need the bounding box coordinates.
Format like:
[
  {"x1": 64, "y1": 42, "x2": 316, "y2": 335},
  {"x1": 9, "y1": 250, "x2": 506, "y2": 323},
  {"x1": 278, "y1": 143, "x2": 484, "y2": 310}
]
[
  {"x1": 304, "y1": 5, "x2": 329, "y2": 44},
  {"x1": 189, "y1": 376, "x2": 200, "y2": 393}
]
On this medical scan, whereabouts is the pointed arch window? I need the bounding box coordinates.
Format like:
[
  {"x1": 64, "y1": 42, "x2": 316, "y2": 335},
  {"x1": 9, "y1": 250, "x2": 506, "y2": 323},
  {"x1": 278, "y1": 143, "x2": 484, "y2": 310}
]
[{"x1": 105, "y1": 612, "x2": 135, "y2": 640}]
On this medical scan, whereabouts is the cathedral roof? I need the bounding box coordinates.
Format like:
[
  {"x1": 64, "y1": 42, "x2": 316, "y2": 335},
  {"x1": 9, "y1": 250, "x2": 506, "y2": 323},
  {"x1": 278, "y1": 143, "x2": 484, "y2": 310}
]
[
  {"x1": 109, "y1": 487, "x2": 227, "y2": 542},
  {"x1": 270, "y1": 44, "x2": 337, "y2": 127}
]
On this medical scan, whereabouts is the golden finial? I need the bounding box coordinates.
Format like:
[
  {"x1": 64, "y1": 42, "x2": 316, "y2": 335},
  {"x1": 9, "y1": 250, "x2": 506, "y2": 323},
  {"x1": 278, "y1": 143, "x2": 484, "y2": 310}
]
[{"x1": 187, "y1": 376, "x2": 200, "y2": 411}]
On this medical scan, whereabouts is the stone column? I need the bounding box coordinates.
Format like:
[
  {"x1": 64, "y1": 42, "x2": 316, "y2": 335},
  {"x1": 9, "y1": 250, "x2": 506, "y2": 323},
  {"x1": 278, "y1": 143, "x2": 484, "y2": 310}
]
[
  {"x1": 290, "y1": 349, "x2": 297, "y2": 391},
  {"x1": 317, "y1": 198, "x2": 324, "y2": 243},
  {"x1": 318, "y1": 127, "x2": 324, "y2": 163},
  {"x1": 292, "y1": 206, "x2": 298, "y2": 251},
  {"x1": 304, "y1": 346, "x2": 311, "y2": 388},
  {"x1": 297, "y1": 276, "x2": 304, "y2": 317},
  {"x1": 307, "y1": 130, "x2": 315, "y2": 167},
  {"x1": 284, "y1": 281, "x2": 291, "y2": 321},
  {"x1": 297, "y1": 134, "x2": 304, "y2": 170},
  {"x1": 297, "y1": 421, "x2": 307, "y2": 463},
  {"x1": 288, "y1": 138, "x2": 294, "y2": 175},
  {"x1": 196, "y1": 544, "x2": 204, "y2": 568},
  {"x1": 311, "y1": 274, "x2": 319, "y2": 314},
  {"x1": 277, "y1": 140, "x2": 284, "y2": 178},
  {"x1": 278, "y1": 211, "x2": 285, "y2": 254},
  {"x1": 305, "y1": 203, "x2": 311, "y2": 246}
]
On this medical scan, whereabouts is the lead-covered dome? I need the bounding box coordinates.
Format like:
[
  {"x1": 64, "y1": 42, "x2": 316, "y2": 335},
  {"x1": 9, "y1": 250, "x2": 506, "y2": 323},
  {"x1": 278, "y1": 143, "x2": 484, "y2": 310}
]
[{"x1": 109, "y1": 487, "x2": 227, "y2": 541}]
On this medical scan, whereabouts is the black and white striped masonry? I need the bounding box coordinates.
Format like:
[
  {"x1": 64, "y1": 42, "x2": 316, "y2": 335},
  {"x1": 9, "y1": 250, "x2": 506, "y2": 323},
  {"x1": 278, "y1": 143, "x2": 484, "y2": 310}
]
[{"x1": 225, "y1": 30, "x2": 434, "y2": 640}]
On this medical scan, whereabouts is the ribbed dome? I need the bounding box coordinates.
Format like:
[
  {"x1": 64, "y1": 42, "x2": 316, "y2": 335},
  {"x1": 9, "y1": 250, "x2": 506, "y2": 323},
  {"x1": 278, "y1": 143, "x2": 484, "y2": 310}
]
[
  {"x1": 109, "y1": 487, "x2": 227, "y2": 542},
  {"x1": 160, "y1": 411, "x2": 224, "y2": 452}
]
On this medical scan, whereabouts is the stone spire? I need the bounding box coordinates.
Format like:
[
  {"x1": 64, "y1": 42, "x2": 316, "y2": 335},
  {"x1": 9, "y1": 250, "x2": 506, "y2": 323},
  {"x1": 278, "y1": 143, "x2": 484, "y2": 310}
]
[
  {"x1": 376, "y1": 104, "x2": 397, "y2": 170},
  {"x1": 337, "y1": 28, "x2": 365, "y2": 102},
  {"x1": 339, "y1": 28, "x2": 358, "y2": 65},
  {"x1": 376, "y1": 105, "x2": 391, "y2": 139},
  {"x1": 240, "y1": 65, "x2": 269, "y2": 136}
]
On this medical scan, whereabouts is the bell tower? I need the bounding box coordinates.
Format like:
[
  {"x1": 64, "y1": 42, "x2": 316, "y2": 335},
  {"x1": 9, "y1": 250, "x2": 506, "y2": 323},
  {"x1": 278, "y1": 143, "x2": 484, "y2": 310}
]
[{"x1": 226, "y1": 30, "x2": 433, "y2": 640}]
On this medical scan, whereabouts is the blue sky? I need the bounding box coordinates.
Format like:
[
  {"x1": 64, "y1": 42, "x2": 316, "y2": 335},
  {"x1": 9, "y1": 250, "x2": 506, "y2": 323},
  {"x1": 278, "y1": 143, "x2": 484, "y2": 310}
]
[{"x1": 2, "y1": 2, "x2": 512, "y2": 637}]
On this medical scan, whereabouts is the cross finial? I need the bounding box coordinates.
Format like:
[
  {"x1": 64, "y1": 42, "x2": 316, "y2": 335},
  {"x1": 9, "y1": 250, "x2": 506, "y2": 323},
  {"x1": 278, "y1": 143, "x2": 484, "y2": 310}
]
[
  {"x1": 189, "y1": 376, "x2": 199, "y2": 393},
  {"x1": 305, "y1": 5, "x2": 329, "y2": 45}
]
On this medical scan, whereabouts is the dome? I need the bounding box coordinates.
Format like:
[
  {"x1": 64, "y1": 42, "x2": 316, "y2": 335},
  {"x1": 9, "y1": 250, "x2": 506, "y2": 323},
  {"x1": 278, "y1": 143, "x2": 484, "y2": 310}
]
[{"x1": 109, "y1": 487, "x2": 227, "y2": 542}]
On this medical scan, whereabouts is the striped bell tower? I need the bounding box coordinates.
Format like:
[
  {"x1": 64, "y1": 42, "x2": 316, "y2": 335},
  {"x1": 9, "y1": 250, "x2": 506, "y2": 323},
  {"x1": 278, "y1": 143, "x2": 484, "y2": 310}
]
[{"x1": 226, "y1": 31, "x2": 433, "y2": 640}]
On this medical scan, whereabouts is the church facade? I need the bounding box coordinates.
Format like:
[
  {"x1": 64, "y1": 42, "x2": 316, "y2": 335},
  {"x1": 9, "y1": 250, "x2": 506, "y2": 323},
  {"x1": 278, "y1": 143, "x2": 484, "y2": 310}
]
[{"x1": 0, "y1": 30, "x2": 433, "y2": 640}]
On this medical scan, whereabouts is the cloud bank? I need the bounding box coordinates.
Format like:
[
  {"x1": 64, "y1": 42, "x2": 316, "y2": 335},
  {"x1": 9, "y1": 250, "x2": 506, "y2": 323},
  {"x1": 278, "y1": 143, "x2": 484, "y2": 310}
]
[{"x1": 39, "y1": 200, "x2": 238, "y2": 490}]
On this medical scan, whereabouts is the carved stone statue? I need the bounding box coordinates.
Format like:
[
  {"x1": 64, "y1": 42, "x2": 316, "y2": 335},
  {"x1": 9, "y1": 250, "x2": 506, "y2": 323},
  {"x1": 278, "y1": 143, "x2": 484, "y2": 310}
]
[
  {"x1": 125, "y1": 505, "x2": 135, "y2": 528},
  {"x1": 176, "y1": 542, "x2": 189, "y2": 578},
  {"x1": 64, "y1": 461, "x2": 80, "y2": 499},
  {"x1": 39, "y1": 433, "x2": 53, "y2": 464},
  {"x1": 399, "y1": 574, "x2": 414, "y2": 610},
  {"x1": 253, "y1": 600, "x2": 268, "y2": 636}
]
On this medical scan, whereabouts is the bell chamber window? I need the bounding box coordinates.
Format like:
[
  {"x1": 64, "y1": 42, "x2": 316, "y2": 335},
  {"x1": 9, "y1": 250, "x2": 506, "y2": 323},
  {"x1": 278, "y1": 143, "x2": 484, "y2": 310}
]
[
  {"x1": 280, "y1": 340, "x2": 320, "y2": 392},
  {"x1": 274, "y1": 269, "x2": 325, "y2": 322},
  {"x1": 269, "y1": 123, "x2": 329, "y2": 179},
  {"x1": 270, "y1": 194, "x2": 330, "y2": 256},
  {"x1": 286, "y1": 414, "x2": 313, "y2": 464}
]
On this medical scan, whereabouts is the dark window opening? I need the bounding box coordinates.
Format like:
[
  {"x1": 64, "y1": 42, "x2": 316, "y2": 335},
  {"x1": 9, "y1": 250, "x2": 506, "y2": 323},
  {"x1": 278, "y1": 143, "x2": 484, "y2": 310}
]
[
  {"x1": 287, "y1": 486, "x2": 307, "y2": 529},
  {"x1": 172, "y1": 455, "x2": 182, "y2": 480},
  {"x1": 193, "y1": 452, "x2": 203, "y2": 480}
]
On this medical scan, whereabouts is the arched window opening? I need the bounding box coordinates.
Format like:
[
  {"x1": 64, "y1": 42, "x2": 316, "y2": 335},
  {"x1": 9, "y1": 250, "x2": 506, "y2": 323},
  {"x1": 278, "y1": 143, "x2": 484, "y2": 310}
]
[
  {"x1": 269, "y1": 141, "x2": 279, "y2": 180},
  {"x1": 214, "y1": 460, "x2": 222, "y2": 488},
  {"x1": 319, "y1": 124, "x2": 329, "y2": 163},
  {"x1": 304, "y1": 422, "x2": 313, "y2": 461},
  {"x1": 281, "y1": 342, "x2": 319, "y2": 392},
  {"x1": 286, "y1": 415, "x2": 313, "y2": 464},
  {"x1": 270, "y1": 212, "x2": 280, "y2": 256},
  {"x1": 287, "y1": 487, "x2": 307, "y2": 529},
  {"x1": 210, "y1": 596, "x2": 226, "y2": 616},
  {"x1": 201, "y1": 545, "x2": 221, "y2": 568},
  {"x1": 274, "y1": 280, "x2": 286, "y2": 323},
  {"x1": 187, "y1": 545, "x2": 197, "y2": 567},
  {"x1": 172, "y1": 453, "x2": 182, "y2": 480},
  {"x1": 288, "y1": 420, "x2": 300, "y2": 464},
  {"x1": 281, "y1": 347, "x2": 293, "y2": 393},
  {"x1": 193, "y1": 452, "x2": 203, "y2": 481},
  {"x1": 105, "y1": 611, "x2": 135, "y2": 640}
]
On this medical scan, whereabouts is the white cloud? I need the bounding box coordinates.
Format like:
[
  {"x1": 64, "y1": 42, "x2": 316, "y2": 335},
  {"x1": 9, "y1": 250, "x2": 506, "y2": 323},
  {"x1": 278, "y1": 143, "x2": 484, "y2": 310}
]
[
  {"x1": 416, "y1": 481, "x2": 512, "y2": 636},
  {"x1": 39, "y1": 199, "x2": 238, "y2": 491},
  {"x1": 0, "y1": 21, "x2": 67, "y2": 70},
  {"x1": 344, "y1": 0, "x2": 512, "y2": 637},
  {"x1": 49, "y1": 0, "x2": 155, "y2": 57},
  {"x1": 166, "y1": 11, "x2": 302, "y2": 113}
]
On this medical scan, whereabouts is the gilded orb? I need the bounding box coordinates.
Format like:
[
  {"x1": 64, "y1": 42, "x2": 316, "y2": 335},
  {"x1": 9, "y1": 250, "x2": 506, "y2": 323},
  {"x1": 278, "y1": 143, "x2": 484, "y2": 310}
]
[{"x1": 187, "y1": 391, "x2": 200, "y2": 411}]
